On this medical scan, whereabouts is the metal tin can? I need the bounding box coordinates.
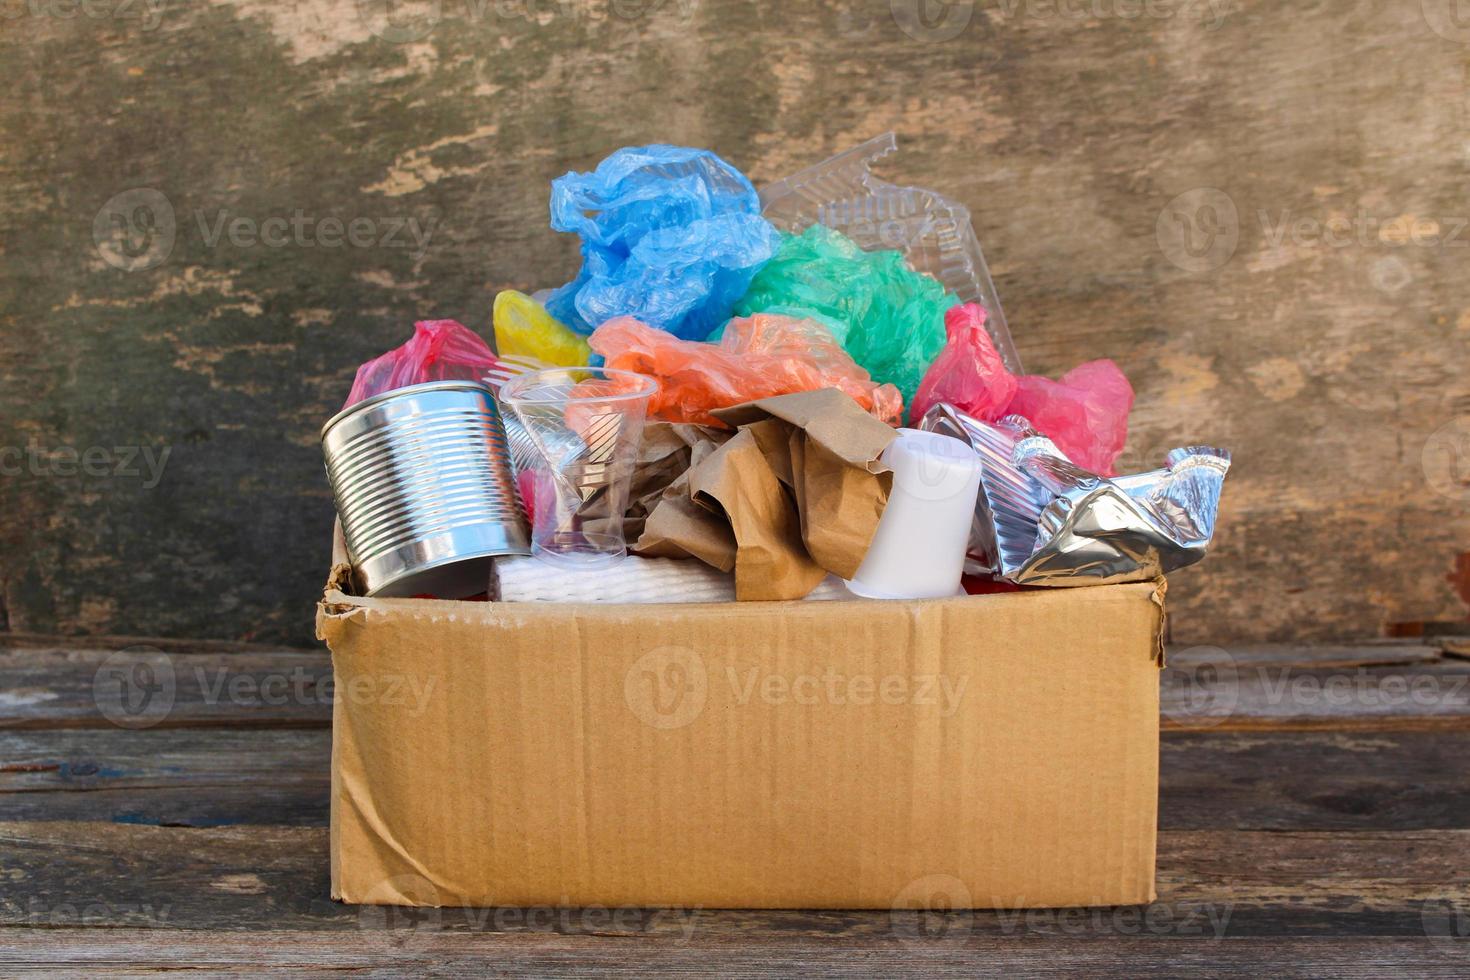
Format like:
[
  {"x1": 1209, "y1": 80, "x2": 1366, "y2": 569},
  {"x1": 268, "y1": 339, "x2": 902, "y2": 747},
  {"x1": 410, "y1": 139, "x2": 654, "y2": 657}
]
[{"x1": 321, "y1": 380, "x2": 530, "y2": 598}]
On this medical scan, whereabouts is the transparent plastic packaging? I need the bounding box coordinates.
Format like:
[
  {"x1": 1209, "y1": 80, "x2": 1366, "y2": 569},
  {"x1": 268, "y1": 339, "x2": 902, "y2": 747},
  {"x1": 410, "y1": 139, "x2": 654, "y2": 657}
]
[
  {"x1": 499, "y1": 367, "x2": 657, "y2": 568},
  {"x1": 759, "y1": 132, "x2": 1021, "y2": 373}
]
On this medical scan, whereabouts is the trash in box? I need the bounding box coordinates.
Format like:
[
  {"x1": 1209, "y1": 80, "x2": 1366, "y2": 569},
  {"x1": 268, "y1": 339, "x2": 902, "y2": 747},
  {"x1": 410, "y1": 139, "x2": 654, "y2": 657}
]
[
  {"x1": 591, "y1": 311, "x2": 903, "y2": 427},
  {"x1": 316, "y1": 135, "x2": 1232, "y2": 910},
  {"x1": 544, "y1": 144, "x2": 781, "y2": 341},
  {"x1": 918, "y1": 404, "x2": 1230, "y2": 584},
  {"x1": 499, "y1": 366, "x2": 657, "y2": 568},
  {"x1": 319, "y1": 566, "x2": 1166, "y2": 909},
  {"x1": 322, "y1": 379, "x2": 528, "y2": 598}
]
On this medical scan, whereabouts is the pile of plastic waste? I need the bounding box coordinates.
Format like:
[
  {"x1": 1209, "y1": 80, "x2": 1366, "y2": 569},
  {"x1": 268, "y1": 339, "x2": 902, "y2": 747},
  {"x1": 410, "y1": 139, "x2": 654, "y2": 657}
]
[{"x1": 323, "y1": 137, "x2": 1228, "y2": 604}]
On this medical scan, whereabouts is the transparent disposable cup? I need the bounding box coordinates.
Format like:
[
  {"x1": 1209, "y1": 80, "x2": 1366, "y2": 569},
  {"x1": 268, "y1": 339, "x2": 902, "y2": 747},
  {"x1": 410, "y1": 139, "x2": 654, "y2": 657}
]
[{"x1": 499, "y1": 367, "x2": 658, "y2": 568}]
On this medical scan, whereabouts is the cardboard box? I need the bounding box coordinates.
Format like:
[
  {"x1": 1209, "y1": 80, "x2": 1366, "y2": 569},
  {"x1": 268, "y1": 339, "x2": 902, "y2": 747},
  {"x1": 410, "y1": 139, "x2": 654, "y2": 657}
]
[{"x1": 317, "y1": 543, "x2": 1165, "y2": 910}]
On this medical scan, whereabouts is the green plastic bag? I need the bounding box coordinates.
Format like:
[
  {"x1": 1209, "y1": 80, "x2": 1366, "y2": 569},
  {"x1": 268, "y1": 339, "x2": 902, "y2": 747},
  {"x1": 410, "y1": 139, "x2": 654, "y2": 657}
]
[{"x1": 733, "y1": 225, "x2": 957, "y2": 410}]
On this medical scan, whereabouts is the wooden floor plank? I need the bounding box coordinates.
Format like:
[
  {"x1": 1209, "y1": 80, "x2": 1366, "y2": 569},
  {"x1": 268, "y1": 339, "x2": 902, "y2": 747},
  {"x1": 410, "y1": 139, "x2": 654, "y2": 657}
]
[
  {"x1": 1167, "y1": 643, "x2": 1444, "y2": 670},
  {"x1": 1159, "y1": 730, "x2": 1470, "y2": 830},
  {"x1": 1161, "y1": 662, "x2": 1470, "y2": 732},
  {"x1": 0, "y1": 729, "x2": 329, "y2": 826},
  {"x1": 0, "y1": 823, "x2": 1465, "y2": 937},
  {"x1": 0, "y1": 646, "x2": 332, "y2": 730},
  {"x1": 6, "y1": 643, "x2": 1468, "y2": 732},
  {"x1": 6, "y1": 729, "x2": 1470, "y2": 833},
  {"x1": 1, "y1": 933, "x2": 1467, "y2": 978}
]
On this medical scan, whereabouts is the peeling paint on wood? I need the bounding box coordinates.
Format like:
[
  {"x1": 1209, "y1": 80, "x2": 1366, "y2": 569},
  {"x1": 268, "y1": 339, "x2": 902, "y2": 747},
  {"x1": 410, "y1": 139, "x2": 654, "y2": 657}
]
[{"x1": 1, "y1": 0, "x2": 1467, "y2": 646}]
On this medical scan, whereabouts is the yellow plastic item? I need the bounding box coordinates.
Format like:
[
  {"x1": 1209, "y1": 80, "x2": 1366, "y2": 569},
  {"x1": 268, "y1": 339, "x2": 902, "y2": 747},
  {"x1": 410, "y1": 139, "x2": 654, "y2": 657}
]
[{"x1": 492, "y1": 290, "x2": 592, "y2": 368}]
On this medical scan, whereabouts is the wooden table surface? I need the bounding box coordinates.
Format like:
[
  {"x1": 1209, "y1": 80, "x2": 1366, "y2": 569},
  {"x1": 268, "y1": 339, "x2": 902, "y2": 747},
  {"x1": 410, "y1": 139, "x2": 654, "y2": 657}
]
[{"x1": 2, "y1": 634, "x2": 1469, "y2": 977}]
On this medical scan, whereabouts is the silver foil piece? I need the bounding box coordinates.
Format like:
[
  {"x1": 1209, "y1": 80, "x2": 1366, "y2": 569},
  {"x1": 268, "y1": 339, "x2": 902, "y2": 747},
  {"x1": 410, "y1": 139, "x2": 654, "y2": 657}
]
[
  {"x1": 918, "y1": 404, "x2": 1230, "y2": 586},
  {"x1": 918, "y1": 407, "x2": 1041, "y2": 576}
]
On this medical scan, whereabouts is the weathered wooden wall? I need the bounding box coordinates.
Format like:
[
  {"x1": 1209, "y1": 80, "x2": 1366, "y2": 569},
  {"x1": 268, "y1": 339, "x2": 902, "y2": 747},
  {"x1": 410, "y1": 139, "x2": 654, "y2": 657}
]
[{"x1": 1, "y1": 0, "x2": 1467, "y2": 647}]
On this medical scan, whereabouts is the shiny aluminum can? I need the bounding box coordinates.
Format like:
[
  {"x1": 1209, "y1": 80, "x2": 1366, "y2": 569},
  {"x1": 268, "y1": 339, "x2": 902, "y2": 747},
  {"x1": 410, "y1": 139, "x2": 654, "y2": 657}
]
[{"x1": 321, "y1": 380, "x2": 529, "y2": 598}]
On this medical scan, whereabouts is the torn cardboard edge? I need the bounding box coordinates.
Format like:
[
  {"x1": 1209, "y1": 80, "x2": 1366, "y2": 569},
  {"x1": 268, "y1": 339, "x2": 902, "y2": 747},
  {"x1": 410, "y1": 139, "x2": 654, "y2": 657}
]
[{"x1": 1150, "y1": 577, "x2": 1168, "y2": 667}]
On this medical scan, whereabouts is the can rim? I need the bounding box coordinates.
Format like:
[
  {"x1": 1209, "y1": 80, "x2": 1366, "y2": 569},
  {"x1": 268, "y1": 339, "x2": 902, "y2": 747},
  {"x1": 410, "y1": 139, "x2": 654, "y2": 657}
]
[
  {"x1": 320, "y1": 380, "x2": 497, "y2": 442},
  {"x1": 361, "y1": 539, "x2": 529, "y2": 598}
]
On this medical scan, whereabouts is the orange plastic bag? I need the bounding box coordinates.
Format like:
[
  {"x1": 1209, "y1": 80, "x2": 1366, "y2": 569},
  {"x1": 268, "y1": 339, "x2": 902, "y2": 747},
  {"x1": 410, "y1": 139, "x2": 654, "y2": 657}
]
[{"x1": 589, "y1": 314, "x2": 903, "y2": 427}]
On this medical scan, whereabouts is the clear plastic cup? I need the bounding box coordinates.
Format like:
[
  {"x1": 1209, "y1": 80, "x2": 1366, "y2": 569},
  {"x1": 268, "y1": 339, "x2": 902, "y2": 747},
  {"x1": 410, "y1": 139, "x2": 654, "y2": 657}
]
[{"x1": 499, "y1": 367, "x2": 658, "y2": 568}]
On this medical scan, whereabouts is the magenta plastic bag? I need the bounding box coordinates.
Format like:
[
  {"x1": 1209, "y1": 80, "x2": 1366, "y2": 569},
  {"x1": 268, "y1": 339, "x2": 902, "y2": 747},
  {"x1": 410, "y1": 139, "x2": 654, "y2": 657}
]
[
  {"x1": 910, "y1": 303, "x2": 1017, "y2": 424},
  {"x1": 544, "y1": 145, "x2": 781, "y2": 341},
  {"x1": 344, "y1": 320, "x2": 501, "y2": 408},
  {"x1": 911, "y1": 302, "x2": 1134, "y2": 474},
  {"x1": 1007, "y1": 360, "x2": 1134, "y2": 476}
]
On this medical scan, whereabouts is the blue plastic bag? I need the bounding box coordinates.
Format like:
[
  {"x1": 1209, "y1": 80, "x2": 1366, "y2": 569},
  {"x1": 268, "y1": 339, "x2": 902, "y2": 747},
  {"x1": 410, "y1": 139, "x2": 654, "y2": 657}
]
[{"x1": 545, "y1": 145, "x2": 781, "y2": 341}]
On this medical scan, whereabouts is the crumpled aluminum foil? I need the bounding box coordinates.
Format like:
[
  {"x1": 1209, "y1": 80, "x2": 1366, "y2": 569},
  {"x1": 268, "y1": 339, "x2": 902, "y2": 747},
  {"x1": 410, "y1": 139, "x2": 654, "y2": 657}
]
[{"x1": 918, "y1": 404, "x2": 1230, "y2": 586}]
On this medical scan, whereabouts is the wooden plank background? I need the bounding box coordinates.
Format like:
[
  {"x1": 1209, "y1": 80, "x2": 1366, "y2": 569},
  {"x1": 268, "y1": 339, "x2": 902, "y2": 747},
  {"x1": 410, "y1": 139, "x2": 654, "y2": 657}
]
[{"x1": 1, "y1": 0, "x2": 1467, "y2": 647}]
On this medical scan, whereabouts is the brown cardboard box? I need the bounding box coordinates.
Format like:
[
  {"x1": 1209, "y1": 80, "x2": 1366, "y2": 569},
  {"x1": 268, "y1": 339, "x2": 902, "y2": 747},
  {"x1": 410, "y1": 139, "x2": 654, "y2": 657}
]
[{"x1": 317, "y1": 542, "x2": 1165, "y2": 910}]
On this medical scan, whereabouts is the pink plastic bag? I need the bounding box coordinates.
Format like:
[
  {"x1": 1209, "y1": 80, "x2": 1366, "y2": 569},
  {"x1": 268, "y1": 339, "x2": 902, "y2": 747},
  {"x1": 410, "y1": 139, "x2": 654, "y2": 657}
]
[
  {"x1": 590, "y1": 313, "x2": 903, "y2": 427},
  {"x1": 910, "y1": 303, "x2": 1133, "y2": 474},
  {"x1": 910, "y1": 303, "x2": 1017, "y2": 424},
  {"x1": 1007, "y1": 360, "x2": 1134, "y2": 475},
  {"x1": 344, "y1": 320, "x2": 502, "y2": 408}
]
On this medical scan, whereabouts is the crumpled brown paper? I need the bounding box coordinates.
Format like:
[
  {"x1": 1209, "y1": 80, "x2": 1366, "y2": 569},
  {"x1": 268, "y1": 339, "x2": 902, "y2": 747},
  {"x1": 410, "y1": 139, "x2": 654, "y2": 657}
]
[
  {"x1": 623, "y1": 421, "x2": 732, "y2": 545},
  {"x1": 634, "y1": 389, "x2": 897, "y2": 600}
]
